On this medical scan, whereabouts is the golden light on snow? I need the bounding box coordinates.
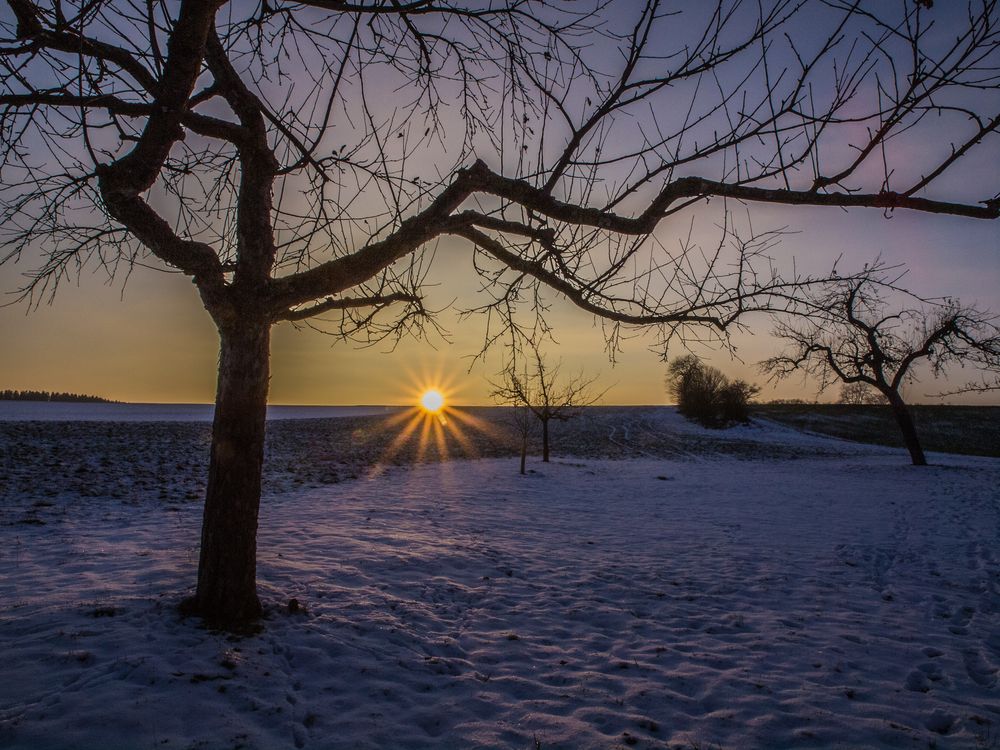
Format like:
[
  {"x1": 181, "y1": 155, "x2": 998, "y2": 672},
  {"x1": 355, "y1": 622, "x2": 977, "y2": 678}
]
[
  {"x1": 419, "y1": 388, "x2": 445, "y2": 414},
  {"x1": 360, "y1": 368, "x2": 503, "y2": 477}
]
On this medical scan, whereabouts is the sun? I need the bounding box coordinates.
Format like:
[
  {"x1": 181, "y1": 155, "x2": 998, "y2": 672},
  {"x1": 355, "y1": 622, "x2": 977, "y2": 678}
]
[
  {"x1": 367, "y1": 372, "x2": 499, "y2": 474},
  {"x1": 419, "y1": 388, "x2": 445, "y2": 413}
]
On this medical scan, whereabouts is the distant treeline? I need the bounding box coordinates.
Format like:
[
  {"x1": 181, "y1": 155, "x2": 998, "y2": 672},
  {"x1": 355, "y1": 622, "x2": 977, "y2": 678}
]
[{"x1": 0, "y1": 389, "x2": 117, "y2": 403}]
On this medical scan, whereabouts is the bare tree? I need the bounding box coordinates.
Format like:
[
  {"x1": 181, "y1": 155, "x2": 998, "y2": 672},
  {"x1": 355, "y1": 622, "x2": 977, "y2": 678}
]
[
  {"x1": 491, "y1": 343, "x2": 604, "y2": 463},
  {"x1": 496, "y1": 379, "x2": 532, "y2": 476},
  {"x1": 760, "y1": 274, "x2": 1000, "y2": 465},
  {"x1": 839, "y1": 382, "x2": 885, "y2": 405},
  {"x1": 3, "y1": 1, "x2": 999, "y2": 627}
]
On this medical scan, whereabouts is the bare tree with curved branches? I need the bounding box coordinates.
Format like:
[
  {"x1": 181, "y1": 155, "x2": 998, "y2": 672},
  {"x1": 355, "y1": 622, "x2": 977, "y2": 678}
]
[
  {"x1": 2, "y1": 0, "x2": 999, "y2": 627},
  {"x1": 490, "y1": 341, "x2": 605, "y2": 464},
  {"x1": 760, "y1": 273, "x2": 1000, "y2": 466}
]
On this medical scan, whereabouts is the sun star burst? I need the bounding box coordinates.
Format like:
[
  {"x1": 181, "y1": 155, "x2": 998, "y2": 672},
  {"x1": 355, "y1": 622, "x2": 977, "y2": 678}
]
[{"x1": 419, "y1": 389, "x2": 445, "y2": 414}]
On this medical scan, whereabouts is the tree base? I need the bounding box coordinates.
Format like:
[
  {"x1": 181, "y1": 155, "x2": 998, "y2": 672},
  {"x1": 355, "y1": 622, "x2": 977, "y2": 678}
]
[{"x1": 178, "y1": 594, "x2": 263, "y2": 634}]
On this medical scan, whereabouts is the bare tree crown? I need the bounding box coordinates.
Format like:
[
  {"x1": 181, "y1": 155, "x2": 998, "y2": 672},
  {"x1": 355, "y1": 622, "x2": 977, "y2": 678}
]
[
  {"x1": 490, "y1": 343, "x2": 604, "y2": 420},
  {"x1": 3, "y1": 0, "x2": 999, "y2": 352},
  {"x1": 760, "y1": 272, "x2": 1000, "y2": 397}
]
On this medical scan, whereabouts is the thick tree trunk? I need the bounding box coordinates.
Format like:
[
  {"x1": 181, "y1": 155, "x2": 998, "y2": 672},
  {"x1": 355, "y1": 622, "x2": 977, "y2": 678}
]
[
  {"x1": 184, "y1": 320, "x2": 271, "y2": 627},
  {"x1": 520, "y1": 435, "x2": 527, "y2": 475},
  {"x1": 541, "y1": 418, "x2": 550, "y2": 462},
  {"x1": 886, "y1": 391, "x2": 927, "y2": 466}
]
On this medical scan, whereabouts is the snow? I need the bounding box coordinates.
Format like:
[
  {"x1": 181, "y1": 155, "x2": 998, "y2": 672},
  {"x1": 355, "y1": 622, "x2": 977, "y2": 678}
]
[{"x1": 1, "y1": 410, "x2": 998, "y2": 749}]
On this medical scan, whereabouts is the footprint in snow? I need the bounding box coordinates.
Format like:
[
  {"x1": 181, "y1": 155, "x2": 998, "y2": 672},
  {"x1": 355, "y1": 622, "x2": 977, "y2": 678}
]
[
  {"x1": 904, "y1": 670, "x2": 930, "y2": 693},
  {"x1": 963, "y1": 649, "x2": 998, "y2": 687},
  {"x1": 949, "y1": 604, "x2": 975, "y2": 635},
  {"x1": 924, "y1": 710, "x2": 957, "y2": 735}
]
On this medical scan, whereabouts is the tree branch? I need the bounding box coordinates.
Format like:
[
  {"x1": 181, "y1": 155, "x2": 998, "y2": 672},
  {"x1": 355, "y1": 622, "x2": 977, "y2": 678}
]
[{"x1": 277, "y1": 292, "x2": 421, "y2": 322}]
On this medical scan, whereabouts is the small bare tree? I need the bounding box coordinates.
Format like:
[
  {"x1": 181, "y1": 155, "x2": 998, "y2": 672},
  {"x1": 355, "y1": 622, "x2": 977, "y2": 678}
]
[
  {"x1": 761, "y1": 275, "x2": 1000, "y2": 465},
  {"x1": 491, "y1": 344, "x2": 605, "y2": 463},
  {"x1": 509, "y1": 397, "x2": 533, "y2": 476},
  {"x1": 839, "y1": 382, "x2": 885, "y2": 405}
]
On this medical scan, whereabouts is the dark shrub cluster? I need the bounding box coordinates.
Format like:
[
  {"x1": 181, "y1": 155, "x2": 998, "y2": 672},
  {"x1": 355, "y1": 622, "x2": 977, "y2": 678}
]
[{"x1": 667, "y1": 355, "x2": 760, "y2": 427}]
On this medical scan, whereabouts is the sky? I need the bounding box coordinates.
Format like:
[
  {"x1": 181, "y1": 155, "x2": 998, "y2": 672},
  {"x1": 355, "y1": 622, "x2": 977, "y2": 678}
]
[
  {"x1": 2, "y1": 200, "x2": 996, "y2": 406},
  {"x1": 1, "y1": 1, "x2": 998, "y2": 406}
]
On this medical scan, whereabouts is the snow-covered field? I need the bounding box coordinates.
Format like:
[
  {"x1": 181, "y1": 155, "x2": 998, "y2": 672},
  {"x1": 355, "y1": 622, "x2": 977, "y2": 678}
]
[
  {"x1": 0, "y1": 401, "x2": 398, "y2": 423},
  {"x1": 1, "y1": 409, "x2": 998, "y2": 749}
]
